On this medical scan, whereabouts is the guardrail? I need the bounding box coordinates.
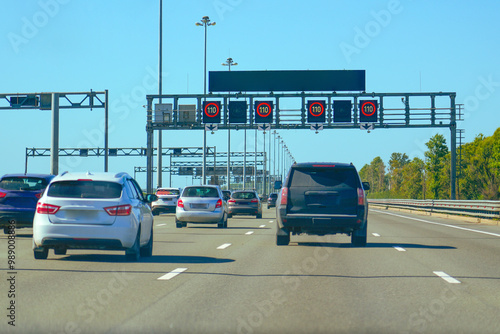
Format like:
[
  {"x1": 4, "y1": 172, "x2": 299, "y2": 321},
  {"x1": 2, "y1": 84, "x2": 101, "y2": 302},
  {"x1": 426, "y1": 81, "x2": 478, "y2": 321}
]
[{"x1": 369, "y1": 199, "x2": 500, "y2": 219}]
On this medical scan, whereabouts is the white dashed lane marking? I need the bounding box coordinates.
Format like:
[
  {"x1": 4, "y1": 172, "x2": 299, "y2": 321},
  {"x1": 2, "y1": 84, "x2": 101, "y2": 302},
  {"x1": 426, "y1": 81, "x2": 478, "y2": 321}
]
[
  {"x1": 372, "y1": 233, "x2": 380, "y2": 237},
  {"x1": 217, "y1": 243, "x2": 232, "y2": 250},
  {"x1": 433, "y1": 271, "x2": 461, "y2": 284},
  {"x1": 393, "y1": 246, "x2": 406, "y2": 252},
  {"x1": 157, "y1": 268, "x2": 188, "y2": 280},
  {"x1": 245, "y1": 231, "x2": 254, "y2": 235}
]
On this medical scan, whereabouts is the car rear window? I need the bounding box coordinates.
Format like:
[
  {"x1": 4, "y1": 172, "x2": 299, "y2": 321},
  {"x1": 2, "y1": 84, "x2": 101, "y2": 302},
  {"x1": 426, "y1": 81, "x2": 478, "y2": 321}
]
[
  {"x1": 289, "y1": 167, "x2": 359, "y2": 188},
  {"x1": 157, "y1": 189, "x2": 180, "y2": 196},
  {"x1": 47, "y1": 181, "x2": 123, "y2": 199},
  {"x1": 232, "y1": 192, "x2": 257, "y2": 199},
  {"x1": 182, "y1": 187, "x2": 219, "y2": 198},
  {"x1": 269, "y1": 193, "x2": 278, "y2": 199},
  {"x1": 0, "y1": 177, "x2": 49, "y2": 191}
]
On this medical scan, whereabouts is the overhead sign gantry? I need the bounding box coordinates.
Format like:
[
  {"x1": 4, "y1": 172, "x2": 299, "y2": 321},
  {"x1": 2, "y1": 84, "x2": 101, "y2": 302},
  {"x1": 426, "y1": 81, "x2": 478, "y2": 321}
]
[{"x1": 145, "y1": 70, "x2": 459, "y2": 198}]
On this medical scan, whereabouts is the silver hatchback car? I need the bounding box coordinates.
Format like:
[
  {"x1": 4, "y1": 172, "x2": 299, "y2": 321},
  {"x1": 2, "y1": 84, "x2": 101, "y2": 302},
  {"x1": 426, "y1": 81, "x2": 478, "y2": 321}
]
[{"x1": 175, "y1": 185, "x2": 228, "y2": 228}]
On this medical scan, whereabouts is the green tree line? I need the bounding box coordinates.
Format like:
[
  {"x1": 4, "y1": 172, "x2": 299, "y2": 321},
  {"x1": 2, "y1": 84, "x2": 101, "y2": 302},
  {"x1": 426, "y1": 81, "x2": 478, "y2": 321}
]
[{"x1": 358, "y1": 128, "x2": 500, "y2": 200}]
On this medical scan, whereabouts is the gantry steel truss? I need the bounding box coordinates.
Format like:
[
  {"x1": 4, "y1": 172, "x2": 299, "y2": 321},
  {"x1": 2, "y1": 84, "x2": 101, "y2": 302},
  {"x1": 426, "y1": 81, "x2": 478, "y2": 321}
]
[{"x1": 146, "y1": 91, "x2": 461, "y2": 197}]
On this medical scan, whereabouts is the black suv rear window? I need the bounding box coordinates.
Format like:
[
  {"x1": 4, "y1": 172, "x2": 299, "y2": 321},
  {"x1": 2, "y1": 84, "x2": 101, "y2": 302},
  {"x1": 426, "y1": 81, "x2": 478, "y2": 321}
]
[
  {"x1": 0, "y1": 177, "x2": 49, "y2": 191},
  {"x1": 47, "y1": 181, "x2": 123, "y2": 199},
  {"x1": 289, "y1": 167, "x2": 358, "y2": 188}
]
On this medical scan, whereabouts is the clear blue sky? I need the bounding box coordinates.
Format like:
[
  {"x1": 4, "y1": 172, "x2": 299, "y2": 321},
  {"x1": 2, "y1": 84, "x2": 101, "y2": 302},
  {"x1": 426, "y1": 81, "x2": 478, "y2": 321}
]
[{"x1": 1, "y1": 0, "x2": 499, "y2": 189}]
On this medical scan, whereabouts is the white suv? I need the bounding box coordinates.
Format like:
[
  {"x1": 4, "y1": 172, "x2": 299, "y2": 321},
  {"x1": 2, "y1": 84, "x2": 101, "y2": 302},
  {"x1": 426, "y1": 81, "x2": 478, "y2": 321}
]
[{"x1": 32, "y1": 172, "x2": 157, "y2": 261}]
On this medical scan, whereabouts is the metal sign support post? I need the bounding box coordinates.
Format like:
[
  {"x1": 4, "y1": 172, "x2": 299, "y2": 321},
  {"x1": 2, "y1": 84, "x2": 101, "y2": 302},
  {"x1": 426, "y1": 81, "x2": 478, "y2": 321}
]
[{"x1": 50, "y1": 93, "x2": 59, "y2": 175}]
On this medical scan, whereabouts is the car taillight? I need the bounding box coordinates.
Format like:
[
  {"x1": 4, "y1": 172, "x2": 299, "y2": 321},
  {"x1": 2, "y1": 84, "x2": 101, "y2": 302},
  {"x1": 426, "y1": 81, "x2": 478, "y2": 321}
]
[
  {"x1": 177, "y1": 199, "x2": 184, "y2": 208},
  {"x1": 251, "y1": 198, "x2": 259, "y2": 203},
  {"x1": 357, "y1": 188, "x2": 365, "y2": 205},
  {"x1": 228, "y1": 199, "x2": 235, "y2": 204},
  {"x1": 0, "y1": 191, "x2": 6, "y2": 198},
  {"x1": 280, "y1": 187, "x2": 288, "y2": 205},
  {"x1": 36, "y1": 202, "x2": 60, "y2": 214},
  {"x1": 216, "y1": 199, "x2": 223, "y2": 208},
  {"x1": 104, "y1": 204, "x2": 132, "y2": 216}
]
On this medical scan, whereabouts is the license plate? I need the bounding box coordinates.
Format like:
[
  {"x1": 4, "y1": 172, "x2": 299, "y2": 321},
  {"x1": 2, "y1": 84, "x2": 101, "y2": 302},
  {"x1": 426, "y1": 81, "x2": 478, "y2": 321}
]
[{"x1": 190, "y1": 203, "x2": 208, "y2": 209}]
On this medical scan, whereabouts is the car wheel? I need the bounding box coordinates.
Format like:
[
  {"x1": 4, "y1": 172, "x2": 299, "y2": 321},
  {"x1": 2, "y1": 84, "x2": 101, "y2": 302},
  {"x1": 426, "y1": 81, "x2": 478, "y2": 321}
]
[
  {"x1": 276, "y1": 232, "x2": 290, "y2": 246},
  {"x1": 223, "y1": 214, "x2": 228, "y2": 228},
  {"x1": 140, "y1": 226, "x2": 153, "y2": 257},
  {"x1": 256, "y1": 213, "x2": 262, "y2": 219},
  {"x1": 267, "y1": 205, "x2": 270, "y2": 209},
  {"x1": 175, "y1": 218, "x2": 184, "y2": 228},
  {"x1": 227, "y1": 213, "x2": 232, "y2": 219},
  {"x1": 351, "y1": 222, "x2": 367, "y2": 247},
  {"x1": 34, "y1": 247, "x2": 49, "y2": 259},
  {"x1": 217, "y1": 214, "x2": 225, "y2": 228},
  {"x1": 125, "y1": 229, "x2": 141, "y2": 261},
  {"x1": 54, "y1": 248, "x2": 67, "y2": 255}
]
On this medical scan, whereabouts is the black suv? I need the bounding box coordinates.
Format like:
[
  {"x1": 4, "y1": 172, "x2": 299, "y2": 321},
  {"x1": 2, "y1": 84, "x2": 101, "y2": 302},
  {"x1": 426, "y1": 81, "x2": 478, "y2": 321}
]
[{"x1": 276, "y1": 162, "x2": 370, "y2": 246}]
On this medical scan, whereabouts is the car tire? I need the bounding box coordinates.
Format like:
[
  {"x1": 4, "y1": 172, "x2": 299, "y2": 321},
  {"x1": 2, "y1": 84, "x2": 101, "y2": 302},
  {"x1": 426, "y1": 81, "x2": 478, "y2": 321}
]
[
  {"x1": 227, "y1": 213, "x2": 232, "y2": 219},
  {"x1": 34, "y1": 247, "x2": 49, "y2": 259},
  {"x1": 276, "y1": 227, "x2": 290, "y2": 246},
  {"x1": 217, "y1": 214, "x2": 226, "y2": 228},
  {"x1": 351, "y1": 222, "x2": 367, "y2": 247},
  {"x1": 125, "y1": 229, "x2": 141, "y2": 261},
  {"x1": 175, "y1": 218, "x2": 183, "y2": 228},
  {"x1": 140, "y1": 226, "x2": 153, "y2": 257},
  {"x1": 54, "y1": 248, "x2": 67, "y2": 255},
  {"x1": 267, "y1": 205, "x2": 270, "y2": 209},
  {"x1": 256, "y1": 213, "x2": 262, "y2": 219}
]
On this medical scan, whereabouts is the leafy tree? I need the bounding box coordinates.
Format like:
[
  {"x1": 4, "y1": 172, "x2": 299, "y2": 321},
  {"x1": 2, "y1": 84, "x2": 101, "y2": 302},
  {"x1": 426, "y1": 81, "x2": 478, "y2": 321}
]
[
  {"x1": 424, "y1": 134, "x2": 449, "y2": 199},
  {"x1": 388, "y1": 152, "x2": 410, "y2": 196}
]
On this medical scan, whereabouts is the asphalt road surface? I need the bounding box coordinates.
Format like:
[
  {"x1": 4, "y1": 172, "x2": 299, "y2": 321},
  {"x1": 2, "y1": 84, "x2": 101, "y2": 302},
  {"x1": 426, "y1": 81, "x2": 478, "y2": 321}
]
[{"x1": 1, "y1": 207, "x2": 500, "y2": 334}]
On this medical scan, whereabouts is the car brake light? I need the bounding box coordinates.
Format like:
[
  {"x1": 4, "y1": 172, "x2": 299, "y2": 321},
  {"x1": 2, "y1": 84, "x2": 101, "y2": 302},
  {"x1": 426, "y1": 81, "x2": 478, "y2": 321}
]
[
  {"x1": 280, "y1": 187, "x2": 288, "y2": 205},
  {"x1": 228, "y1": 199, "x2": 235, "y2": 204},
  {"x1": 36, "y1": 202, "x2": 60, "y2": 214},
  {"x1": 216, "y1": 199, "x2": 223, "y2": 208},
  {"x1": 0, "y1": 191, "x2": 6, "y2": 198},
  {"x1": 177, "y1": 199, "x2": 184, "y2": 208},
  {"x1": 251, "y1": 198, "x2": 259, "y2": 203},
  {"x1": 357, "y1": 188, "x2": 365, "y2": 205},
  {"x1": 104, "y1": 204, "x2": 132, "y2": 216}
]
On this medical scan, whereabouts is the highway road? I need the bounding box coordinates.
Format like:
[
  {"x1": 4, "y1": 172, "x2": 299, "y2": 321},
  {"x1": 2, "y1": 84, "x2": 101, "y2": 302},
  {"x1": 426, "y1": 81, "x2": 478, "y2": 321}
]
[{"x1": 1, "y1": 207, "x2": 500, "y2": 334}]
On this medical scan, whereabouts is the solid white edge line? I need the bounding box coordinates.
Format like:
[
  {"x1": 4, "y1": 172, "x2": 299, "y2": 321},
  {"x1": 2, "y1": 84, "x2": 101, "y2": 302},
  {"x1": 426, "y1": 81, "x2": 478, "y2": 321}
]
[
  {"x1": 372, "y1": 209, "x2": 500, "y2": 237},
  {"x1": 245, "y1": 231, "x2": 254, "y2": 235},
  {"x1": 433, "y1": 271, "x2": 461, "y2": 284},
  {"x1": 393, "y1": 246, "x2": 406, "y2": 252},
  {"x1": 217, "y1": 243, "x2": 232, "y2": 250},
  {"x1": 157, "y1": 268, "x2": 188, "y2": 280}
]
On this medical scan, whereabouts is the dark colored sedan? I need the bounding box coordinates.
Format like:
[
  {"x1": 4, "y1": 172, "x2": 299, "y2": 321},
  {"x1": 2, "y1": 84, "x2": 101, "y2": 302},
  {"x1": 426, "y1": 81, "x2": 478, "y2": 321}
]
[
  {"x1": 227, "y1": 190, "x2": 262, "y2": 218},
  {"x1": 267, "y1": 192, "x2": 278, "y2": 209},
  {"x1": 0, "y1": 173, "x2": 55, "y2": 234}
]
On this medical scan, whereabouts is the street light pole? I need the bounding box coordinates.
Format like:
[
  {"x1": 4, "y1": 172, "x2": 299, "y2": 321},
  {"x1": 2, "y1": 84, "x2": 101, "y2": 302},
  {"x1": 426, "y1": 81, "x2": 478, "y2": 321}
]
[
  {"x1": 196, "y1": 16, "x2": 216, "y2": 185},
  {"x1": 157, "y1": 0, "x2": 163, "y2": 189},
  {"x1": 222, "y1": 57, "x2": 237, "y2": 190}
]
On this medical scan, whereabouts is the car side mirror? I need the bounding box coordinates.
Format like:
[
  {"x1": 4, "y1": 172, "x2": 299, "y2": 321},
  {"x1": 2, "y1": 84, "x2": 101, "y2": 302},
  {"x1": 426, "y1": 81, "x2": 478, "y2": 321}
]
[
  {"x1": 145, "y1": 194, "x2": 158, "y2": 202},
  {"x1": 362, "y1": 182, "x2": 370, "y2": 191}
]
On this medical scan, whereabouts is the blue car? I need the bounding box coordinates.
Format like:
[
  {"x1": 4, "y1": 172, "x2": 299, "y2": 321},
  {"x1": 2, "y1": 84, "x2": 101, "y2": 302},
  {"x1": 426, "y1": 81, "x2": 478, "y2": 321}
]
[{"x1": 0, "y1": 174, "x2": 55, "y2": 234}]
